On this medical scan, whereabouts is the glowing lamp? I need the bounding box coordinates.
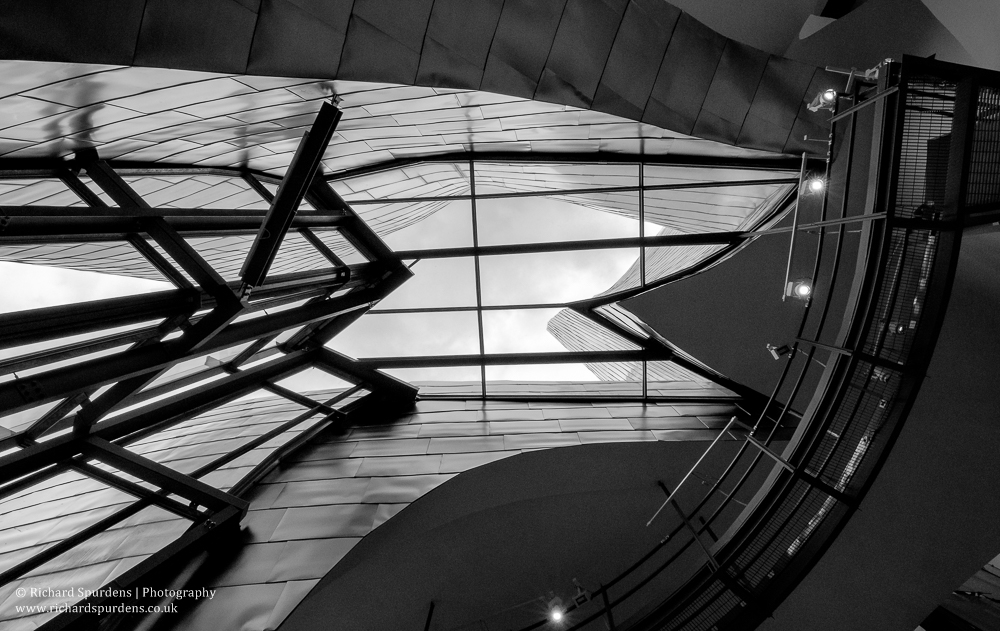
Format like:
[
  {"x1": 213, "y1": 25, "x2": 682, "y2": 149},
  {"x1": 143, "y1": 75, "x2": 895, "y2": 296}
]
[{"x1": 785, "y1": 278, "x2": 813, "y2": 301}]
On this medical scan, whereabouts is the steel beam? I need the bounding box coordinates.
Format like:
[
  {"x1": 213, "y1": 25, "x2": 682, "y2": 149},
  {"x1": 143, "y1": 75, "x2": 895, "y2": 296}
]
[
  {"x1": 37, "y1": 504, "x2": 243, "y2": 631},
  {"x1": 0, "y1": 289, "x2": 200, "y2": 351},
  {"x1": 0, "y1": 350, "x2": 314, "y2": 478},
  {"x1": 354, "y1": 349, "x2": 672, "y2": 369},
  {"x1": 318, "y1": 151, "x2": 809, "y2": 184},
  {"x1": 0, "y1": 206, "x2": 350, "y2": 239},
  {"x1": 84, "y1": 437, "x2": 246, "y2": 512},
  {"x1": 241, "y1": 101, "x2": 342, "y2": 289},
  {"x1": 342, "y1": 177, "x2": 798, "y2": 206},
  {"x1": 393, "y1": 231, "x2": 745, "y2": 260},
  {"x1": 307, "y1": 180, "x2": 397, "y2": 262},
  {"x1": 314, "y1": 347, "x2": 419, "y2": 401},
  {"x1": 0, "y1": 276, "x2": 393, "y2": 416}
]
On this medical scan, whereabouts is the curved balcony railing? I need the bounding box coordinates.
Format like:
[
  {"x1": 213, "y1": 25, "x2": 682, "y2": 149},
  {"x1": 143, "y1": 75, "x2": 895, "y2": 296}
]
[{"x1": 491, "y1": 57, "x2": 988, "y2": 631}]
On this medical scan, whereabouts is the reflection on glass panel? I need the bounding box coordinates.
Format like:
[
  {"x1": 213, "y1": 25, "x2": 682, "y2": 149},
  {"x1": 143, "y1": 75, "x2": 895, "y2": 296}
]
[
  {"x1": 473, "y1": 162, "x2": 638, "y2": 195},
  {"x1": 0, "y1": 243, "x2": 170, "y2": 287},
  {"x1": 544, "y1": 308, "x2": 641, "y2": 353},
  {"x1": 646, "y1": 360, "x2": 705, "y2": 383},
  {"x1": 187, "y1": 234, "x2": 255, "y2": 280},
  {"x1": 273, "y1": 367, "x2": 352, "y2": 394},
  {"x1": 641, "y1": 243, "x2": 727, "y2": 286},
  {"x1": 376, "y1": 258, "x2": 477, "y2": 310},
  {"x1": 479, "y1": 249, "x2": 639, "y2": 305},
  {"x1": 268, "y1": 231, "x2": 332, "y2": 276},
  {"x1": 643, "y1": 183, "x2": 792, "y2": 232},
  {"x1": 19, "y1": 343, "x2": 133, "y2": 379},
  {"x1": 0, "y1": 178, "x2": 77, "y2": 206},
  {"x1": 476, "y1": 196, "x2": 639, "y2": 246},
  {"x1": 0, "y1": 399, "x2": 60, "y2": 433},
  {"x1": 594, "y1": 304, "x2": 650, "y2": 340},
  {"x1": 485, "y1": 364, "x2": 643, "y2": 396},
  {"x1": 375, "y1": 200, "x2": 473, "y2": 251},
  {"x1": 643, "y1": 165, "x2": 792, "y2": 187},
  {"x1": 329, "y1": 311, "x2": 480, "y2": 358},
  {"x1": 339, "y1": 162, "x2": 470, "y2": 200},
  {"x1": 311, "y1": 229, "x2": 367, "y2": 265},
  {"x1": 385, "y1": 366, "x2": 482, "y2": 397},
  {"x1": 121, "y1": 175, "x2": 257, "y2": 209},
  {"x1": 0, "y1": 319, "x2": 163, "y2": 367}
]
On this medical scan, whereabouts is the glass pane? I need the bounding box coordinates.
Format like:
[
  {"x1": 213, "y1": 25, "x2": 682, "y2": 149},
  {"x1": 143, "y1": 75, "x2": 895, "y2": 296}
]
[
  {"x1": 0, "y1": 178, "x2": 77, "y2": 205},
  {"x1": 594, "y1": 303, "x2": 650, "y2": 340},
  {"x1": 0, "y1": 241, "x2": 171, "y2": 286},
  {"x1": 643, "y1": 182, "x2": 793, "y2": 232},
  {"x1": 485, "y1": 363, "x2": 598, "y2": 384},
  {"x1": 0, "y1": 260, "x2": 170, "y2": 313},
  {"x1": 476, "y1": 195, "x2": 639, "y2": 246},
  {"x1": 385, "y1": 366, "x2": 482, "y2": 396},
  {"x1": 338, "y1": 162, "x2": 470, "y2": 199},
  {"x1": 272, "y1": 367, "x2": 352, "y2": 395},
  {"x1": 269, "y1": 231, "x2": 332, "y2": 276},
  {"x1": 375, "y1": 258, "x2": 477, "y2": 310},
  {"x1": 187, "y1": 234, "x2": 254, "y2": 280},
  {"x1": 544, "y1": 308, "x2": 641, "y2": 352},
  {"x1": 329, "y1": 311, "x2": 480, "y2": 358},
  {"x1": 375, "y1": 200, "x2": 473, "y2": 251},
  {"x1": 473, "y1": 162, "x2": 638, "y2": 195},
  {"x1": 311, "y1": 230, "x2": 368, "y2": 265},
  {"x1": 479, "y1": 249, "x2": 639, "y2": 305}
]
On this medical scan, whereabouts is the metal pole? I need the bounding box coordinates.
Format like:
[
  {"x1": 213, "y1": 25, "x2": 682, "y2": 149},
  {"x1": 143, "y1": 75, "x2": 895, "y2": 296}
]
[
  {"x1": 423, "y1": 601, "x2": 436, "y2": 631},
  {"x1": 782, "y1": 152, "x2": 809, "y2": 301},
  {"x1": 647, "y1": 416, "x2": 739, "y2": 527}
]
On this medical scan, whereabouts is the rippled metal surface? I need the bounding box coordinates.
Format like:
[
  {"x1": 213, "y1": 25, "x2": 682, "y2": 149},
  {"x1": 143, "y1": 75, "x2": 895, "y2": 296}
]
[
  {"x1": 0, "y1": 61, "x2": 775, "y2": 177},
  {"x1": 162, "y1": 389, "x2": 740, "y2": 630}
]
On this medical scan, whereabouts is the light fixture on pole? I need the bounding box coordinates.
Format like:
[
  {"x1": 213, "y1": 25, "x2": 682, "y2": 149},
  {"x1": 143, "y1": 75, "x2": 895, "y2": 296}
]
[
  {"x1": 547, "y1": 596, "x2": 565, "y2": 624},
  {"x1": 807, "y1": 88, "x2": 839, "y2": 112},
  {"x1": 767, "y1": 343, "x2": 792, "y2": 360},
  {"x1": 785, "y1": 278, "x2": 813, "y2": 301}
]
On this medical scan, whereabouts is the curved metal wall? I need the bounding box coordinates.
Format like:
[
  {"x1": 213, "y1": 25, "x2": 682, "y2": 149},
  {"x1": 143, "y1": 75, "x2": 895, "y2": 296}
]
[{"x1": 0, "y1": 0, "x2": 840, "y2": 156}]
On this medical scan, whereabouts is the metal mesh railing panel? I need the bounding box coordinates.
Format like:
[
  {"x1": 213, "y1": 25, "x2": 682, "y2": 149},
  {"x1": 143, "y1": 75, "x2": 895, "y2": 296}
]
[
  {"x1": 895, "y1": 77, "x2": 957, "y2": 219},
  {"x1": 967, "y1": 86, "x2": 1000, "y2": 207}
]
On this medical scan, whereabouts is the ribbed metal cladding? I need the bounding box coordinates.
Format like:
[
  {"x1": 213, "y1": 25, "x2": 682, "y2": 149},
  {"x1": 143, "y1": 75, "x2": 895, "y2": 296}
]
[{"x1": 967, "y1": 85, "x2": 1000, "y2": 207}]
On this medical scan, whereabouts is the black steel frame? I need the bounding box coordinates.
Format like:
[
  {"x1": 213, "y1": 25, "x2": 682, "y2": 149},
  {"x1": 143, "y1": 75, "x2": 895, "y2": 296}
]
[{"x1": 0, "y1": 97, "x2": 823, "y2": 630}]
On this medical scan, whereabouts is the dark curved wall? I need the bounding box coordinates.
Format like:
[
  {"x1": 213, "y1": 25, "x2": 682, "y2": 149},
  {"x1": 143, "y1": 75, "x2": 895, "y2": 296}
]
[{"x1": 0, "y1": 0, "x2": 838, "y2": 155}]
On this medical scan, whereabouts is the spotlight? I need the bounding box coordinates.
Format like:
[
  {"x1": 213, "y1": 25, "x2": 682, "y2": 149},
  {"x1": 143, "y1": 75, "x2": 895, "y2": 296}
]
[
  {"x1": 805, "y1": 177, "x2": 825, "y2": 193},
  {"x1": 767, "y1": 344, "x2": 792, "y2": 360},
  {"x1": 807, "y1": 88, "x2": 839, "y2": 112},
  {"x1": 546, "y1": 596, "x2": 565, "y2": 624},
  {"x1": 785, "y1": 278, "x2": 813, "y2": 301}
]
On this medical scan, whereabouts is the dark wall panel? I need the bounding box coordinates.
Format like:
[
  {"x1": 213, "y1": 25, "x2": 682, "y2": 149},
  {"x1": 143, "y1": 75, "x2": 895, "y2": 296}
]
[
  {"x1": 481, "y1": 0, "x2": 567, "y2": 100},
  {"x1": 593, "y1": 0, "x2": 681, "y2": 122},
  {"x1": 247, "y1": 0, "x2": 354, "y2": 78},
  {"x1": 692, "y1": 40, "x2": 770, "y2": 146},
  {"x1": 535, "y1": 0, "x2": 630, "y2": 109},
  {"x1": 643, "y1": 12, "x2": 728, "y2": 136},
  {"x1": 416, "y1": 0, "x2": 503, "y2": 89},
  {"x1": 133, "y1": 0, "x2": 260, "y2": 73},
  {"x1": 0, "y1": 0, "x2": 146, "y2": 65}
]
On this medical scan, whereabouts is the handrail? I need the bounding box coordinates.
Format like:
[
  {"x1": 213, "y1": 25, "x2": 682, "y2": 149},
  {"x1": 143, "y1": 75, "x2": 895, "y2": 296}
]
[{"x1": 478, "y1": 58, "x2": 975, "y2": 631}]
